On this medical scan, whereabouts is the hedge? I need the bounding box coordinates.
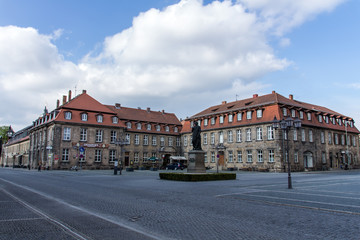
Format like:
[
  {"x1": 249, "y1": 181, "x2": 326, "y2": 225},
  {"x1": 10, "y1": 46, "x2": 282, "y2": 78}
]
[{"x1": 159, "y1": 172, "x2": 236, "y2": 182}]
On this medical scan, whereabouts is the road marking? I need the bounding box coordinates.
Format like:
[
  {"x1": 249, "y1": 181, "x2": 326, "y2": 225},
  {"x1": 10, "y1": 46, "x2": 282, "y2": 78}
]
[
  {"x1": 0, "y1": 178, "x2": 161, "y2": 240},
  {"x1": 0, "y1": 217, "x2": 43, "y2": 222}
]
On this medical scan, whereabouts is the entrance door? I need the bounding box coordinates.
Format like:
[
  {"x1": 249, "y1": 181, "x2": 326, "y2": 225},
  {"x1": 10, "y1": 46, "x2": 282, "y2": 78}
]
[
  {"x1": 304, "y1": 152, "x2": 313, "y2": 168},
  {"x1": 218, "y1": 152, "x2": 225, "y2": 166},
  {"x1": 124, "y1": 152, "x2": 129, "y2": 166}
]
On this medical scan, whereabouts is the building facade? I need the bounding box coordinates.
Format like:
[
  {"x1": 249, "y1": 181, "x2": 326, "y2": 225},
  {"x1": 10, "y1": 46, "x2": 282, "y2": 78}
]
[
  {"x1": 29, "y1": 90, "x2": 182, "y2": 170},
  {"x1": 181, "y1": 91, "x2": 360, "y2": 172}
]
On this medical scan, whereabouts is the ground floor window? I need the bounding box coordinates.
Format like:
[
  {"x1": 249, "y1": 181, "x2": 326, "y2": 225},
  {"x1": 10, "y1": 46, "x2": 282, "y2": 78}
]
[
  {"x1": 95, "y1": 150, "x2": 102, "y2": 162},
  {"x1": 237, "y1": 151, "x2": 242, "y2": 163},
  {"x1": 211, "y1": 152, "x2": 215, "y2": 163},
  {"x1": 109, "y1": 150, "x2": 116, "y2": 162},
  {"x1": 62, "y1": 149, "x2": 69, "y2": 162},
  {"x1": 247, "y1": 150, "x2": 252, "y2": 163},
  {"x1": 257, "y1": 150, "x2": 263, "y2": 162}
]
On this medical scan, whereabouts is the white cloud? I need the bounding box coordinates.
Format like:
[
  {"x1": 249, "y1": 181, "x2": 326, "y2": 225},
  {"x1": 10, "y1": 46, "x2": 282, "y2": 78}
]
[{"x1": 0, "y1": 0, "x2": 348, "y2": 130}]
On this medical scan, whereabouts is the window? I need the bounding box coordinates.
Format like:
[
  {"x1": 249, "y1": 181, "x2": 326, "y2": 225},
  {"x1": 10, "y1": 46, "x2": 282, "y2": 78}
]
[
  {"x1": 320, "y1": 131, "x2": 325, "y2": 144},
  {"x1": 211, "y1": 117, "x2": 215, "y2": 125},
  {"x1": 95, "y1": 150, "x2": 102, "y2": 162},
  {"x1": 147, "y1": 124, "x2": 151, "y2": 131},
  {"x1": 143, "y1": 152, "x2": 148, "y2": 162},
  {"x1": 256, "y1": 109, "x2": 263, "y2": 118},
  {"x1": 110, "y1": 131, "x2": 117, "y2": 143},
  {"x1": 341, "y1": 135, "x2": 345, "y2": 145},
  {"x1": 211, "y1": 152, "x2": 215, "y2": 163},
  {"x1": 152, "y1": 136, "x2": 157, "y2": 146},
  {"x1": 143, "y1": 135, "x2": 149, "y2": 145},
  {"x1": 301, "y1": 129, "x2": 306, "y2": 142},
  {"x1": 294, "y1": 151, "x2": 299, "y2": 163},
  {"x1": 176, "y1": 137, "x2": 181, "y2": 147},
  {"x1": 237, "y1": 151, "x2": 242, "y2": 163},
  {"x1": 291, "y1": 109, "x2": 296, "y2": 118},
  {"x1": 325, "y1": 116, "x2": 329, "y2": 124},
  {"x1": 160, "y1": 137, "x2": 165, "y2": 146},
  {"x1": 318, "y1": 115, "x2": 322, "y2": 123},
  {"x1": 236, "y1": 130, "x2": 242, "y2": 142},
  {"x1": 184, "y1": 136, "x2": 188, "y2": 146},
  {"x1": 134, "y1": 152, "x2": 139, "y2": 163},
  {"x1": 174, "y1": 127, "x2": 178, "y2": 133},
  {"x1": 257, "y1": 150, "x2": 263, "y2": 162},
  {"x1": 168, "y1": 137, "x2": 173, "y2": 146},
  {"x1": 135, "y1": 134, "x2": 139, "y2": 145},
  {"x1": 309, "y1": 130, "x2": 313, "y2": 142},
  {"x1": 65, "y1": 111, "x2": 72, "y2": 120},
  {"x1": 204, "y1": 119, "x2": 208, "y2": 126},
  {"x1": 96, "y1": 130, "x2": 103, "y2": 142},
  {"x1": 219, "y1": 131, "x2": 224, "y2": 143},
  {"x1": 62, "y1": 148, "x2": 69, "y2": 162},
  {"x1": 299, "y1": 111, "x2": 304, "y2": 119},
  {"x1": 228, "y1": 151, "x2": 233, "y2": 162},
  {"x1": 219, "y1": 115, "x2": 224, "y2": 124},
  {"x1": 204, "y1": 153, "x2": 208, "y2": 163},
  {"x1": 97, "y1": 115, "x2": 103, "y2": 123},
  {"x1": 246, "y1": 111, "x2": 252, "y2": 120},
  {"x1": 247, "y1": 150, "x2": 253, "y2": 162},
  {"x1": 112, "y1": 117, "x2": 118, "y2": 124},
  {"x1": 328, "y1": 132, "x2": 332, "y2": 144},
  {"x1": 256, "y1": 127, "x2": 262, "y2": 140},
  {"x1": 227, "y1": 131, "x2": 233, "y2": 143},
  {"x1": 269, "y1": 150, "x2": 274, "y2": 162},
  {"x1": 307, "y1": 112, "x2": 311, "y2": 121},
  {"x1": 203, "y1": 133, "x2": 208, "y2": 145},
  {"x1": 237, "y1": 113, "x2": 242, "y2": 121},
  {"x1": 109, "y1": 150, "x2": 116, "y2": 162},
  {"x1": 81, "y1": 113, "x2": 88, "y2": 121},
  {"x1": 127, "y1": 122, "x2": 132, "y2": 129},
  {"x1": 353, "y1": 136, "x2": 356, "y2": 147},
  {"x1": 156, "y1": 125, "x2": 161, "y2": 131},
  {"x1": 63, "y1": 127, "x2": 71, "y2": 141},
  {"x1": 165, "y1": 126, "x2": 169, "y2": 132},
  {"x1": 228, "y1": 114, "x2": 233, "y2": 123},
  {"x1": 137, "y1": 123, "x2": 141, "y2": 130},
  {"x1": 334, "y1": 133, "x2": 339, "y2": 145},
  {"x1": 246, "y1": 128, "x2": 251, "y2": 141},
  {"x1": 283, "y1": 108, "x2": 287, "y2": 116},
  {"x1": 211, "y1": 133, "x2": 215, "y2": 144},
  {"x1": 267, "y1": 126, "x2": 274, "y2": 140},
  {"x1": 293, "y1": 129, "x2": 297, "y2": 141}
]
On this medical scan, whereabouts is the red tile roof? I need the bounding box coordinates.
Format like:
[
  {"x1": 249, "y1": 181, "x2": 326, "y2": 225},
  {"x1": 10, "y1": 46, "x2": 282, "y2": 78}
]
[{"x1": 61, "y1": 92, "x2": 115, "y2": 114}]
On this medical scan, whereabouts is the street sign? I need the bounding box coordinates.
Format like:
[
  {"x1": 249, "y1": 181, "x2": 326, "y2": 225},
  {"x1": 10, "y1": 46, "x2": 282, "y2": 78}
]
[{"x1": 79, "y1": 147, "x2": 85, "y2": 153}]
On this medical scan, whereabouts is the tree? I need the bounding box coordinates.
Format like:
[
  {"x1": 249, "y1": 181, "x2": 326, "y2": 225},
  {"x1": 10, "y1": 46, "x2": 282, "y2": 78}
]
[{"x1": 0, "y1": 126, "x2": 11, "y2": 142}]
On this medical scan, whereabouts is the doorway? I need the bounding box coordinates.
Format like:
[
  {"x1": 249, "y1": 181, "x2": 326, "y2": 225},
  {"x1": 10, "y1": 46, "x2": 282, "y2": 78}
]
[{"x1": 304, "y1": 151, "x2": 313, "y2": 168}]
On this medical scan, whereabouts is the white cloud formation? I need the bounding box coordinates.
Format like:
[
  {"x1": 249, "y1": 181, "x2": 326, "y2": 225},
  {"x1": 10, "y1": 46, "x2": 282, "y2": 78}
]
[{"x1": 0, "y1": 0, "x2": 347, "y2": 130}]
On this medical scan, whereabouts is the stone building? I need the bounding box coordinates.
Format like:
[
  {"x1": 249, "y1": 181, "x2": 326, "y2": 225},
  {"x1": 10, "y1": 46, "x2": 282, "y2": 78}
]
[
  {"x1": 29, "y1": 90, "x2": 182, "y2": 170},
  {"x1": 1, "y1": 126, "x2": 31, "y2": 168},
  {"x1": 181, "y1": 91, "x2": 360, "y2": 172}
]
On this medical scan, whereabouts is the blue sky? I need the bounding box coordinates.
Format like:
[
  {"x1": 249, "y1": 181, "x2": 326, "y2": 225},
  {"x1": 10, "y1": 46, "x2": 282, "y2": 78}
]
[{"x1": 0, "y1": 0, "x2": 359, "y2": 131}]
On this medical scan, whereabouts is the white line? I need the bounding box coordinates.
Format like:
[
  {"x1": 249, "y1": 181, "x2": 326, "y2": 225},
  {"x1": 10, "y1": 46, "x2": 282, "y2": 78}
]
[
  {"x1": 267, "y1": 189, "x2": 360, "y2": 201},
  {"x1": 0, "y1": 178, "x2": 161, "y2": 240},
  {"x1": 0, "y1": 217, "x2": 43, "y2": 222}
]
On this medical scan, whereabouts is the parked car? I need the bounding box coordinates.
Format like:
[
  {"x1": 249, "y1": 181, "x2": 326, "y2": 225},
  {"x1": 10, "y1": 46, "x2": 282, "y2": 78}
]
[{"x1": 166, "y1": 162, "x2": 186, "y2": 170}]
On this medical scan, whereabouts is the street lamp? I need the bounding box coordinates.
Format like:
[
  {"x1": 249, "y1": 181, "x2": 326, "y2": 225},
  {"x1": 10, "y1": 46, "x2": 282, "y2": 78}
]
[{"x1": 272, "y1": 116, "x2": 302, "y2": 189}]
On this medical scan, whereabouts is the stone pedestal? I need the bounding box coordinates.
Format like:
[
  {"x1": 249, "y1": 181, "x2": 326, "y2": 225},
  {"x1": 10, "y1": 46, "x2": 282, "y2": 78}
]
[{"x1": 187, "y1": 150, "x2": 206, "y2": 173}]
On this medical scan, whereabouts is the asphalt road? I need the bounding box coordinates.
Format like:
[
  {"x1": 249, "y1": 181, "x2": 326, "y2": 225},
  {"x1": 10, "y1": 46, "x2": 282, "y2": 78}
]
[{"x1": 1, "y1": 168, "x2": 359, "y2": 240}]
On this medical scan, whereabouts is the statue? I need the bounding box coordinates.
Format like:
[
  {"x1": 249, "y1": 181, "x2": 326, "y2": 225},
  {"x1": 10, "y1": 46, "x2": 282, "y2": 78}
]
[{"x1": 192, "y1": 121, "x2": 202, "y2": 150}]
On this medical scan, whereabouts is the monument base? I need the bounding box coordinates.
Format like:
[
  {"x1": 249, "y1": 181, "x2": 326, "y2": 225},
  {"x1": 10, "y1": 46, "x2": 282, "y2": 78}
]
[{"x1": 187, "y1": 150, "x2": 206, "y2": 173}]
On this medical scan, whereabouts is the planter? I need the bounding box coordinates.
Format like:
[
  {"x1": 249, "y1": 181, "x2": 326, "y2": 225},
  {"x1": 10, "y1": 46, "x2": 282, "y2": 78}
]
[{"x1": 126, "y1": 167, "x2": 134, "y2": 172}]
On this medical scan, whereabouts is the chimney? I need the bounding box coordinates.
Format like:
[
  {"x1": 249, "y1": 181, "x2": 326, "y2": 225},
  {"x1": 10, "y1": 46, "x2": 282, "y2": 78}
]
[
  {"x1": 272, "y1": 90, "x2": 276, "y2": 94},
  {"x1": 82, "y1": 90, "x2": 87, "y2": 94},
  {"x1": 289, "y1": 94, "x2": 293, "y2": 100},
  {"x1": 56, "y1": 99, "x2": 60, "y2": 108},
  {"x1": 147, "y1": 107, "x2": 151, "y2": 112},
  {"x1": 222, "y1": 101, "x2": 227, "y2": 105},
  {"x1": 62, "y1": 95, "x2": 67, "y2": 105},
  {"x1": 253, "y1": 94, "x2": 258, "y2": 98},
  {"x1": 162, "y1": 110, "x2": 165, "y2": 114},
  {"x1": 115, "y1": 103, "x2": 121, "y2": 109},
  {"x1": 68, "y1": 90, "x2": 72, "y2": 101}
]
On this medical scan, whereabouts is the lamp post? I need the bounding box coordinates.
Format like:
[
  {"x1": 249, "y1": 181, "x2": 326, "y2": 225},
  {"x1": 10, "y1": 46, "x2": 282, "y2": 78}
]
[
  {"x1": 272, "y1": 116, "x2": 301, "y2": 189},
  {"x1": 114, "y1": 134, "x2": 129, "y2": 175}
]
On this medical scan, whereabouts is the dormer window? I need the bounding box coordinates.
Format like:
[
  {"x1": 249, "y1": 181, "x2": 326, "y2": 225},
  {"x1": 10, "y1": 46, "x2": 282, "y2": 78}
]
[
  {"x1": 204, "y1": 119, "x2": 208, "y2": 126},
  {"x1": 228, "y1": 114, "x2": 233, "y2": 123},
  {"x1": 237, "y1": 113, "x2": 242, "y2": 121},
  {"x1": 299, "y1": 111, "x2": 304, "y2": 119},
  {"x1": 64, "y1": 111, "x2": 72, "y2": 120},
  {"x1": 156, "y1": 125, "x2": 161, "y2": 131},
  {"x1": 112, "y1": 117, "x2": 118, "y2": 124},
  {"x1": 283, "y1": 108, "x2": 287, "y2": 116},
  {"x1": 246, "y1": 111, "x2": 252, "y2": 120},
  {"x1": 165, "y1": 126, "x2": 169, "y2": 132},
  {"x1": 127, "y1": 122, "x2": 132, "y2": 129},
  {"x1": 219, "y1": 115, "x2": 224, "y2": 124},
  {"x1": 96, "y1": 115, "x2": 103, "y2": 123},
  {"x1": 318, "y1": 115, "x2": 322, "y2": 123},
  {"x1": 174, "y1": 127, "x2": 178, "y2": 133},
  {"x1": 307, "y1": 112, "x2": 311, "y2": 121},
  {"x1": 147, "y1": 124, "x2": 151, "y2": 130},
  {"x1": 137, "y1": 123, "x2": 142, "y2": 130},
  {"x1": 291, "y1": 109, "x2": 296, "y2": 118},
  {"x1": 81, "y1": 113, "x2": 88, "y2": 121},
  {"x1": 256, "y1": 109, "x2": 263, "y2": 118}
]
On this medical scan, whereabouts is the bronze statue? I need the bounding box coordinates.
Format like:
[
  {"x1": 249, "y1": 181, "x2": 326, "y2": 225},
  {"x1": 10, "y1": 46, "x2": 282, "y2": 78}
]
[{"x1": 192, "y1": 121, "x2": 202, "y2": 150}]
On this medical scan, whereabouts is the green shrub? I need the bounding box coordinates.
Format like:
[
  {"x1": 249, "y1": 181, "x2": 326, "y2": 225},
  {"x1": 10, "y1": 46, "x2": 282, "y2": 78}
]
[{"x1": 159, "y1": 172, "x2": 236, "y2": 181}]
